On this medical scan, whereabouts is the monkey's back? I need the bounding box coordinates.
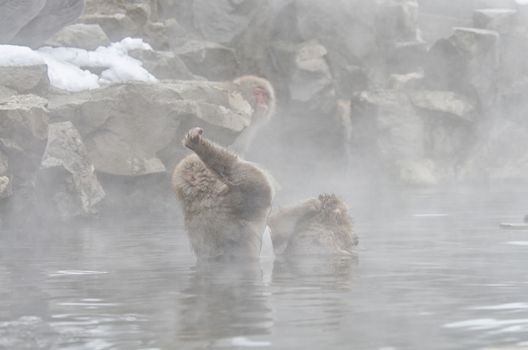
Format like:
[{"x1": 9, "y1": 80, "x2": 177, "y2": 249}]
[{"x1": 171, "y1": 154, "x2": 269, "y2": 260}]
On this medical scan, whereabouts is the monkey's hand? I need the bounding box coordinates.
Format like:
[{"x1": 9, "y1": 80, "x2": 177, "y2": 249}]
[{"x1": 183, "y1": 127, "x2": 204, "y2": 150}]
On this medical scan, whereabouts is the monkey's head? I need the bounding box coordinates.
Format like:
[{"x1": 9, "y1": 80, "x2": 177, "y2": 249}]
[
  {"x1": 317, "y1": 194, "x2": 353, "y2": 228},
  {"x1": 233, "y1": 75, "x2": 276, "y2": 120}
]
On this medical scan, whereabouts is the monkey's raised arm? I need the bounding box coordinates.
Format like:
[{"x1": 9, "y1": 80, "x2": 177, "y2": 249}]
[{"x1": 183, "y1": 127, "x2": 239, "y2": 184}]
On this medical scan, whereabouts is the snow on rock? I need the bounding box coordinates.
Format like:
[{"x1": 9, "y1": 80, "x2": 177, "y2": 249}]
[
  {"x1": 0, "y1": 38, "x2": 157, "y2": 92},
  {"x1": 0, "y1": 45, "x2": 45, "y2": 66}
]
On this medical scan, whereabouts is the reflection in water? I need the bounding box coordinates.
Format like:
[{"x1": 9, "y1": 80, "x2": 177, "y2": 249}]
[
  {"x1": 179, "y1": 260, "x2": 273, "y2": 346},
  {"x1": 270, "y1": 257, "x2": 357, "y2": 349}
]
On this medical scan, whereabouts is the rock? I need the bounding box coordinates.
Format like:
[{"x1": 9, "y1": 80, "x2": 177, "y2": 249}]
[
  {"x1": 462, "y1": 119, "x2": 528, "y2": 181},
  {"x1": 10, "y1": 0, "x2": 86, "y2": 48},
  {"x1": 45, "y1": 23, "x2": 110, "y2": 50},
  {"x1": 350, "y1": 90, "x2": 425, "y2": 162},
  {"x1": 81, "y1": 14, "x2": 138, "y2": 41},
  {"x1": 408, "y1": 90, "x2": 477, "y2": 122},
  {"x1": 0, "y1": 176, "x2": 10, "y2": 199},
  {"x1": 376, "y1": 0, "x2": 421, "y2": 42},
  {"x1": 0, "y1": 86, "x2": 16, "y2": 100},
  {"x1": 0, "y1": 65, "x2": 50, "y2": 95},
  {"x1": 48, "y1": 80, "x2": 257, "y2": 176},
  {"x1": 476, "y1": 0, "x2": 517, "y2": 8},
  {"x1": 389, "y1": 72, "x2": 424, "y2": 90},
  {"x1": 348, "y1": 89, "x2": 476, "y2": 184},
  {"x1": 398, "y1": 159, "x2": 439, "y2": 186},
  {"x1": 0, "y1": 150, "x2": 11, "y2": 199},
  {"x1": 37, "y1": 121, "x2": 105, "y2": 220},
  {"x1": 425, "y1": 27, "x2": 500, "y2": 108},
  {"x1": 269, "y1": 40, "x2": 334, "y2": 107},
  {"x1": 387, "y1": 40, "x2": 427, "y2": 74},
  {"x1": 0, "y1": 0, "x2": 46, "y2": 43},
  {"x1": 166, "y1": 0, "x2": 267, "y2": 44},
  {"x1": 173, "y1": 40, "x2": 239, "y2": 81},
  {"x1": 473, "y1": 9, "x2": 518, "y2": 34},
  {"x1": 0, "y1": 94, "x2": 49, "y2": 188},
  {"x1": 128, "y1": 49, "x2": 195, "y2": 80}
]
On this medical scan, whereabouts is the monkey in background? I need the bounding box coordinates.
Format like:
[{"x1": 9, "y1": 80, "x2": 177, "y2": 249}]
[
  {"x1": 268, "y1": 194, "x2": 358, "y2": 257},
  {"x1": 228, "y1": 75, "x2": 276, "y2": 156}
]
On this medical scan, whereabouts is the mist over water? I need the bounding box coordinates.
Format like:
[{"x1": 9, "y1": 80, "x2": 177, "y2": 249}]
[{"x1": 2, "y1": 0, "x2": 528, "y2": 349}]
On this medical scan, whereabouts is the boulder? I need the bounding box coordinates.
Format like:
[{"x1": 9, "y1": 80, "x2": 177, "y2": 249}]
[
  {"x1": 269, "y1": 40, "x2": 334, "y2": 110},
  {"x1": 165, "y1": 0, "x2": 268, "y2": 44},
  {"x1": 408, "y1": 90, "x2": 477, "y2": 122},
  {"x1": 0, "y1": 86, "x2": 16, "y2": 100},
  {"x1": 462, "y1": 119, "x2": 528, "y2": 181},
  {"x1": 37, "y1": 121, "x2": 105, "y2": 220},
  {"x1": 48, "y1": 80, "x2": 258, "y2": 176},
  {"x1": 0, "y1": 94, "x2": 49, "y2": 189},
  {"x1": 473, "y1": 9, "x2": 518, "y2": 34},
  {"x1": 45, "y1": 23, "x2": 110, "y2": 50},
  {"x1": 375, "y1": 0, "x2": 421, "y2": 42},
  {"x1": 129, "y1": 49, "x2": 195, "y2": 80},
  {"x1": 425, "y1": 27, "x2": 500, "y2": 109},
  {"x1": 10, "y1": 0, "x2": 86, "y2": 48},
  {"x1": 0, "y1": 176, "x2": 10, "y2": 199},
  {"x1": 388, "y1": 72, "x2": 424, "y2": 90},
  {"x1": 0, "y1": 65, "x2": 50, "y2": 95},
  {"x1": 173, "y1": 40, "x2": 240, "y2": 81},
  {"x1": 81, "y1": 14, "x2": 138, "y2": 42},
  {"x1": 0, "y1": 0, "x2": 47, "y2": 43},
  {"x1": 348, "y1": 89, "x2": 476, "y2": 184},
  {"x1": 0, "y1": 150, "x2": 11, "y2": 199}
]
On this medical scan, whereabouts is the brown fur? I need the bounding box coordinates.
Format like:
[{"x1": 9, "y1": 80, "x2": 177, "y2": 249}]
[
  {"x1": 268, "y1": 194, "x2": 358, "y2": 256},
  {"x1": 172, "y1": 128, "x2": 273, "y2": 261}
]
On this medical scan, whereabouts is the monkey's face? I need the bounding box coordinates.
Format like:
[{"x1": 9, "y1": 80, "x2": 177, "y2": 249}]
[{"x1": 253, "y1": 85, "x2": 271, "y2": 112}]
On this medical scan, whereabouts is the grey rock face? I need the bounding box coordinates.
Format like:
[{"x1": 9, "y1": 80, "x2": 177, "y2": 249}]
[
  {"x1": 10, "y1": 0, "x2": 86, "y2": 48},
  {"x1": 129, "y1": 49, "x2": 195, "y2": 80},
  {"x1": 0, "y1": 65, "x2": 50, "y2": 95},
  {"x1": 473, "y1": 9, "x2": 518, "y2": 34},
  {"x1": 0, "y1": 150, "x2": 11, "y2": 199},
  {"x1": 425, "y1": 27, "x2": 500, "y2": 109},
  {"x1": 37, "y1": 121, "x2": 105, "y2": 219},
  {"x1": 173, "y1": 40, "x2": 239, "y2": 81},
  {"x1": 48, "y1": 80, "x2": 256, "y2": 176},
  {"x1": 45, "y1": 23, "x2": 110, "y2": 50},
  {"x1": 348, "y1": 89, "x2": 476, "y2": 184},
  {"x1": 0, "y1": 0, "x2": 46, "y2": 43},
  {"x1": 164, "y1": 0, "x2": 266, "y2": 44},
  {"x1": 0, "y1": 94, "x2": 49, "y2": 189},
  {"x1": 81, "y1": 13, "x2": 138, "y2": 42}
]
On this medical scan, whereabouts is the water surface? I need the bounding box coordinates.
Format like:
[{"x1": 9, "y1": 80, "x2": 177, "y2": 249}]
[{"x1": 2, "y1": 187, "x2": 528, "y2": 349}]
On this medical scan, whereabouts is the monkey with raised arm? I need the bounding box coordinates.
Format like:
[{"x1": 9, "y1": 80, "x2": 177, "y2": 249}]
[
  {"x1": 268, "y1": 194, "x2": 358, "y2": 256},
  {"x1": 172, "y1": 127, "x2": 274, "y2": 261}
]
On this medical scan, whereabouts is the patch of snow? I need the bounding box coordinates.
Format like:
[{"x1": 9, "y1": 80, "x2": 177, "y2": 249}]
[
  {"x1": 0, "y1": 38, "x2": 157, "y2": 92},
  {"x1": 0, "y1": 45, "x2": 45, "y2": 66}
]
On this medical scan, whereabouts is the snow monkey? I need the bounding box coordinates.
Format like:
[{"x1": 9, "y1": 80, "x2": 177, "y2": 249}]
[
  {"x1": 172, "y1": 127, "x2": 274, "y2": 261},
  {"x1": 268, "y1": 194, "x2": 358, "y2": 256},
  {"x1": 229, "y1": 75, "x2": 276, "y2": 156}
]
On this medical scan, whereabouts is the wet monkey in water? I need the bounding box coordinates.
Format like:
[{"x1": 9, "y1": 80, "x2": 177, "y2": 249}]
[
  {"x1": 172, "y1": 76, "x2": 276, "y2": 261},
  {"x1": 268, "y1": 194, "x2": 358, "y2": 257}
]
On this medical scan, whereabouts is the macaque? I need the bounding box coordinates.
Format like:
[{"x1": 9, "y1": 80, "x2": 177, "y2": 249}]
[
  {"x1": 229, "y1": 75, "x2": 276, "y2": 156},
  {"x1": 268, "y1": 194, "x2": 358, "y2": 256},
  {"x1": 171, "y1": 127, "x2": 274, "y2": 261}
]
